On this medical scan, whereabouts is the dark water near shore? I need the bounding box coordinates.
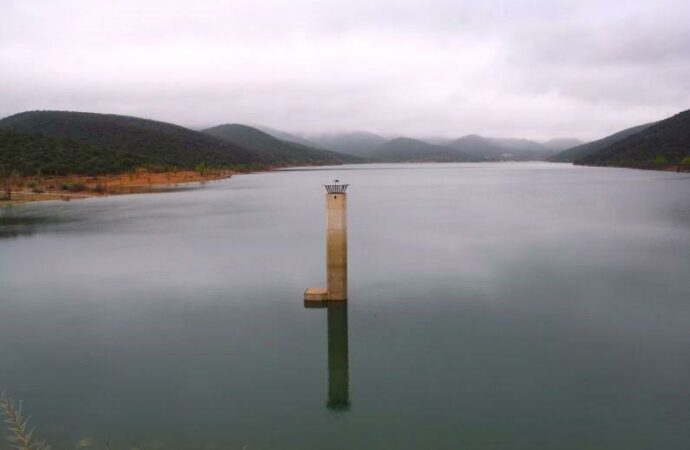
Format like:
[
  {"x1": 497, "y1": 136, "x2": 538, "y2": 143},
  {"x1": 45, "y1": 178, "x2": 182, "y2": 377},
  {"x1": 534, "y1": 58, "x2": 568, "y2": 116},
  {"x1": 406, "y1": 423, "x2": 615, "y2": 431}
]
[{"x1": 1, "y1": 162, "x2": 689, "y2": 449}]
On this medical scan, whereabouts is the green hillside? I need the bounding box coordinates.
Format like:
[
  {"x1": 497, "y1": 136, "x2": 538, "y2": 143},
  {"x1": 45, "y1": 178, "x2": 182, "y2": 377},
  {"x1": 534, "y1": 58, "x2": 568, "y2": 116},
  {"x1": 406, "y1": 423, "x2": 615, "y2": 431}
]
[
  {"x1": 577, "y1": 109, "x2": 690, "y2": 168},
  {"x1": 0, "y1": 129, "x2": 147, "y2": 176},
  {"x1": 0, "y1": 111, "x2": 259, "y2": 169},
  {"x1": 550, "y1": 123, "x2": 653, "y2": 162},
  {"x1": 202, "y1": 124, "x2": 361, "y2": 165}
]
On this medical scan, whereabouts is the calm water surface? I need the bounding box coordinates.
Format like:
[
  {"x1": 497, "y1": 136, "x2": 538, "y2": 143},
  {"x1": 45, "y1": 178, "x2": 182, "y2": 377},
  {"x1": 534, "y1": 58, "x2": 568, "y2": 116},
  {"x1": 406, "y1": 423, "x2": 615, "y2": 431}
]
[{"x1": 1, "y1": 162, "x2": 689, "y2": 449}]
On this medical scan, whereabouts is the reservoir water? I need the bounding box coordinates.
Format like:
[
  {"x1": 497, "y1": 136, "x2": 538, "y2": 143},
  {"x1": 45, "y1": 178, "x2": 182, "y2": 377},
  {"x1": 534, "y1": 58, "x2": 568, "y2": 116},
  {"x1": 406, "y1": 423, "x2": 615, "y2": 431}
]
[{"x1": 1, "y1": 162, "x2": 689, "y2": 449}]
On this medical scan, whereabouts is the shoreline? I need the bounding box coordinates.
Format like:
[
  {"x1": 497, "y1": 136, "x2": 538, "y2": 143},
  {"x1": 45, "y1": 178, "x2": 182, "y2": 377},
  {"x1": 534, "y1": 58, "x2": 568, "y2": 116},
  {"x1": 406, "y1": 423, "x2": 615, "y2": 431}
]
[
  {"x1": 4, "y1": 161, "x2": 687, "y2": 207},
  {"x1": 0, "y1": 169, "x2": 235, "y2": 207},
  {"x1": 0, "y1": 161, "x2": 358, "y2": 207},
  {"x1": 574, "y1": 162, "x2": 690, "y2": 173}
]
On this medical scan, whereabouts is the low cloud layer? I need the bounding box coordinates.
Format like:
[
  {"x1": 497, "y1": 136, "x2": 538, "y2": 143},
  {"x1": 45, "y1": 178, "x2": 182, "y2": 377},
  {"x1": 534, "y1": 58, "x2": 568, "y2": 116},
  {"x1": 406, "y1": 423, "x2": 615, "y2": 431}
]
[{"x1": 2, "y1": 0, "x2": 689, "y2": 140}]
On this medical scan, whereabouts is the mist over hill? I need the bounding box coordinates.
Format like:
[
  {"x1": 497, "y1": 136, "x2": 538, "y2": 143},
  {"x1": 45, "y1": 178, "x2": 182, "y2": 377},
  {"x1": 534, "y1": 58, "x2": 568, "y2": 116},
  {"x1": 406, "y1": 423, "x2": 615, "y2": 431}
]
[
  {"x1": 306, "y1": 131, "x2": 388, "y2": 158},
  {"x1": 374, "y1": 138, "x2": 467, "y2": 162},
  {"x1": 252, "y1": 125, "x2": 320, "y2": 148},
  {"x1": 445, "y1": 134, "x2": 557, "y2": 160},
  {"x1": 490, "y1": 137, "x2": 549, "y2": 152},
  {"x1": 202, "y1": 124, "x2": 361, "y2": 165},
  {"x1": 445, "y1": 135, "x2": 504, "y2": 160},
  {"x1": 302, "y1": 130, "x2": 564, "y2": 162},
  {"x1": 543, "y1": 138, "x2": 584, "y2": 151}
]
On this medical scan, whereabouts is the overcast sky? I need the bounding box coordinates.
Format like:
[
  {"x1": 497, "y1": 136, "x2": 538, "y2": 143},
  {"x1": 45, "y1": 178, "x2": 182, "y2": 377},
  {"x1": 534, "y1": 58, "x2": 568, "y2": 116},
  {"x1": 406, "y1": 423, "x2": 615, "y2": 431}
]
[{"x1": 2, "y1": 0, "x2": 689, "y2": 140}]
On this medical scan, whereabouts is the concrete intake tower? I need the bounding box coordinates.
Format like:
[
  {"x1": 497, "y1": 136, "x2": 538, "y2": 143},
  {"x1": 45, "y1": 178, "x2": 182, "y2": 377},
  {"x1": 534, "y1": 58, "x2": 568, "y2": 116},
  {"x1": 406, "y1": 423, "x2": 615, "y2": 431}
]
[{"x1": 305, "y1": 182, "x2": 348, "y2": 303}]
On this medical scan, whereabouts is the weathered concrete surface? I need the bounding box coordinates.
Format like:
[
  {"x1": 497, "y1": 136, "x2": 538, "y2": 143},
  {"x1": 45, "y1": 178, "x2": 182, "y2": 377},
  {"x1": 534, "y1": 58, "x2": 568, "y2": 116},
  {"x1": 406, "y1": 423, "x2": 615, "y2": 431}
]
[
  {"x1": 304, "y1": 190, "x2": 348, "y2": 302},
  {"x1": 304, "y1": 287, "x2": 328, "y2": 303},
  {"x1": 326, "y1": 193, "x2": 347, "y2": 301}
]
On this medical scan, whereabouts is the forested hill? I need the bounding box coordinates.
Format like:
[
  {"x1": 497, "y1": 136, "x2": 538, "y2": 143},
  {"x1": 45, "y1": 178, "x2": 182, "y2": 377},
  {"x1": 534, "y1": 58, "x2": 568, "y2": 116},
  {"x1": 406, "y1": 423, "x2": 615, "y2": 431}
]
[
  {"x1": 0, "y1": 111, "x2": 360, "y2": 175},
  {"x1": 550, "y1": 123, "x2": 654, "y2": 162},
  {"x1": 0, "y1": 129, "x2": 148, "y2": 175},
  {"x1": 0, "y1": 111, "x2": 258, "y2": 169},
  {"x1": 202, "y1": 124, "x2": 361, "y2": 165},
  {"x1": 577, "y1": 109, "x2": 690, "y2": 169}
]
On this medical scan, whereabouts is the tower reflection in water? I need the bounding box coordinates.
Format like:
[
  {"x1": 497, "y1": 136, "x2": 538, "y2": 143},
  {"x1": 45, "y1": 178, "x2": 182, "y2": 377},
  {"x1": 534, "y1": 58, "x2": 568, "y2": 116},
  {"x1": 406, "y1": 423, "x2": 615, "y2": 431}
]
[
  {"x1": 326, "y1": 302, "x2": 349, "y2": 410},
  {"x1": 305, "y1": 301, "x2": 350, "y2": 410}
]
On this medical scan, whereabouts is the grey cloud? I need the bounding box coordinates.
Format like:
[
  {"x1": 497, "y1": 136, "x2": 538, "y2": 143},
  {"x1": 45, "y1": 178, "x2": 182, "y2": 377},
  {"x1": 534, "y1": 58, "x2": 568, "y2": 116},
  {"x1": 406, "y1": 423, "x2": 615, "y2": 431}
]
[{"x1": 1, "y1": 0, "x2": 689, "y2": 140}]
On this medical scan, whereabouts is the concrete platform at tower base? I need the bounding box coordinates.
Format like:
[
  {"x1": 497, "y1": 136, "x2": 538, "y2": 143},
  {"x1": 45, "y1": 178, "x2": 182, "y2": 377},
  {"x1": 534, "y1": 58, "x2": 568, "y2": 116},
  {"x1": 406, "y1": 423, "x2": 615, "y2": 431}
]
[
  {"x1": 304, "y1": 287, "x2": 328, "y2": 302},
  {"x1": 304, "y1": 287, "x2": 347, "y2": 305}
]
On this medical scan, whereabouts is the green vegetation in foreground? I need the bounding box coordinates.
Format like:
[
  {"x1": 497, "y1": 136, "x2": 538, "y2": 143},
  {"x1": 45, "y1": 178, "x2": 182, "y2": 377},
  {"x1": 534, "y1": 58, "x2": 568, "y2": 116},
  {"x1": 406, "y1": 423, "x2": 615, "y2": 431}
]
[
  {"x1": 1, "y1": 395, "x2": 50, "y2": 450},
  {"x1": 1, "y1": 395, "x2": 255, "y2": 449}
]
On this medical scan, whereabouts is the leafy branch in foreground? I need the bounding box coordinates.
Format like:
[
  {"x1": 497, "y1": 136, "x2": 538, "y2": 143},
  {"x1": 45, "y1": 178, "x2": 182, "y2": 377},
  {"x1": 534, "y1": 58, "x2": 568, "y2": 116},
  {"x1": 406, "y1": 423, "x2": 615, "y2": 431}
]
[{"x1": 0, "y1": 396, "x2": 50, "y2": 450}]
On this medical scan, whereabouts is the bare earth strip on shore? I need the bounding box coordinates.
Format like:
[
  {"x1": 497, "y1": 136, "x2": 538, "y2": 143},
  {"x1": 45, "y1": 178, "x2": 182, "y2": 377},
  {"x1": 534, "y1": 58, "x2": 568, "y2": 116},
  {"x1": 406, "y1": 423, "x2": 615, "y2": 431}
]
[{"x1": 0, "y1": 169, "x2": 234, "y2": 206}]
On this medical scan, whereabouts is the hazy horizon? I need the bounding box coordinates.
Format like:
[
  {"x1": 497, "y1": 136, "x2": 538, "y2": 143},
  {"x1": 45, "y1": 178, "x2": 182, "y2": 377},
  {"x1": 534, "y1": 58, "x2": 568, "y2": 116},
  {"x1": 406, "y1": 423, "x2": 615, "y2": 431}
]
[{"x1": 2, "y1": 0, "x2": 689, "y2": 140}]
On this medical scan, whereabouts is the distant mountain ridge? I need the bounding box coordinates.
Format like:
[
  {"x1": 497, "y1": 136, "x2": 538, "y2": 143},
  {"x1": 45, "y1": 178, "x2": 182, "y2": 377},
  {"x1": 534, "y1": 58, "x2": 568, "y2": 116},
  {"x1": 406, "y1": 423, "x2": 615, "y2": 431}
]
[
  {"x1": 306, "y1": 131, "x2": 388, "y2": 158},
  {"x1": 446, "y1": 135, "x2": 506, "y2": 160},
  {"x1": 447, "y1": 134, "x2": 558, "y2": 161},
  {"x1": 543, "y1": 138, "x2": 584, "y2": 151},
  {"x1": 375, "y1": 138, "x2": 466, "y2": 162},
  {"x1": 304, "y1": 130, "x2": 564, "y2": 161},
  {"x1": 202, "y1": 124, "x2": 361, "y2": 165},
  {"x1": 253, "y1": 125, "x2": 320, "y2": 148}
]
